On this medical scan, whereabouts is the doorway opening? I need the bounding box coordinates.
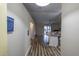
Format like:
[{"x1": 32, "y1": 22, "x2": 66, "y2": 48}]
[{"x1": 43, "y1": 25, "x2": 51, "y2": 45}]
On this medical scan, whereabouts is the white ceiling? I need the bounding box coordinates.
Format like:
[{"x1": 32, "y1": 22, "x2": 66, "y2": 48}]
[{"x1": 23, "y1": 3, "x2": 61, "y2": 24}]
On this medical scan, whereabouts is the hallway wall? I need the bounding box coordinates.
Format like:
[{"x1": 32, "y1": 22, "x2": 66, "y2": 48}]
[
  {"x1": 0, "y1": 3, "x2": 7, "y2": 56},
  {"x1": 36, "y1": 23, "x2": 44, "y2": 36},
  {"x1": 7, "y1": 3, "x2": 36, "y2": 56},
  {"x1": 61, "y1": 3, "x2": 79, "y2": 56}
]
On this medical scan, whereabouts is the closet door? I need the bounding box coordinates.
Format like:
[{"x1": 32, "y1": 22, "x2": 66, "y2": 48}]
[{"x1": 0, "y1": 3, "x2": 7, "y2": 56}]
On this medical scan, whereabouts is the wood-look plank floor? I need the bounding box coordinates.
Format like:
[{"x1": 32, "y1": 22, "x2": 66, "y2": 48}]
[{"x1": 27, "y1": 40, "x2": 61, "y2": 56}]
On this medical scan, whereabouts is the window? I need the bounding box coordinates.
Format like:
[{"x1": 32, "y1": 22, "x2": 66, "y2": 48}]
[{"x1": 44, "y1": 25, "x2": 51, "y2": 44}]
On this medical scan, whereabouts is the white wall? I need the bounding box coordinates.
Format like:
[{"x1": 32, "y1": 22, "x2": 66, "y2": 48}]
[
  {"x1": 7, "y1": 3, "x2": 35, "y2": 56},
  {"x1": 36, "y1": 23, "x2": 44, "y2": 36},
  {"x1": 61, "y1": 3, "x2": 79, "y2": 56}
]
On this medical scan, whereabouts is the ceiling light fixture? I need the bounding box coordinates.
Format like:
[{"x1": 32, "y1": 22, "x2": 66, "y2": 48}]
[{"x1": 36, "y1": 2, "x2": 50, "y2": 6}]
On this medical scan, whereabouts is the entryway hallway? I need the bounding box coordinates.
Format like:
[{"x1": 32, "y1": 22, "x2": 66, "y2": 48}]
[
  {"x1": 24, "y1": 3, "x2": 61, "y2": 56},
  {"x1": 2, "y1": 3, "x2": 79, "y2": 56},
  {"x1": 6, "y1": 3, "x2": 61, "y2": 56}
]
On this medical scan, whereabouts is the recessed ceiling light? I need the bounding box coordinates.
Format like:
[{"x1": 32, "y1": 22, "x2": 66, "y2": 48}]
[{"x1": 36, "y1": 2, "x2": 50, "y2": 6}]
